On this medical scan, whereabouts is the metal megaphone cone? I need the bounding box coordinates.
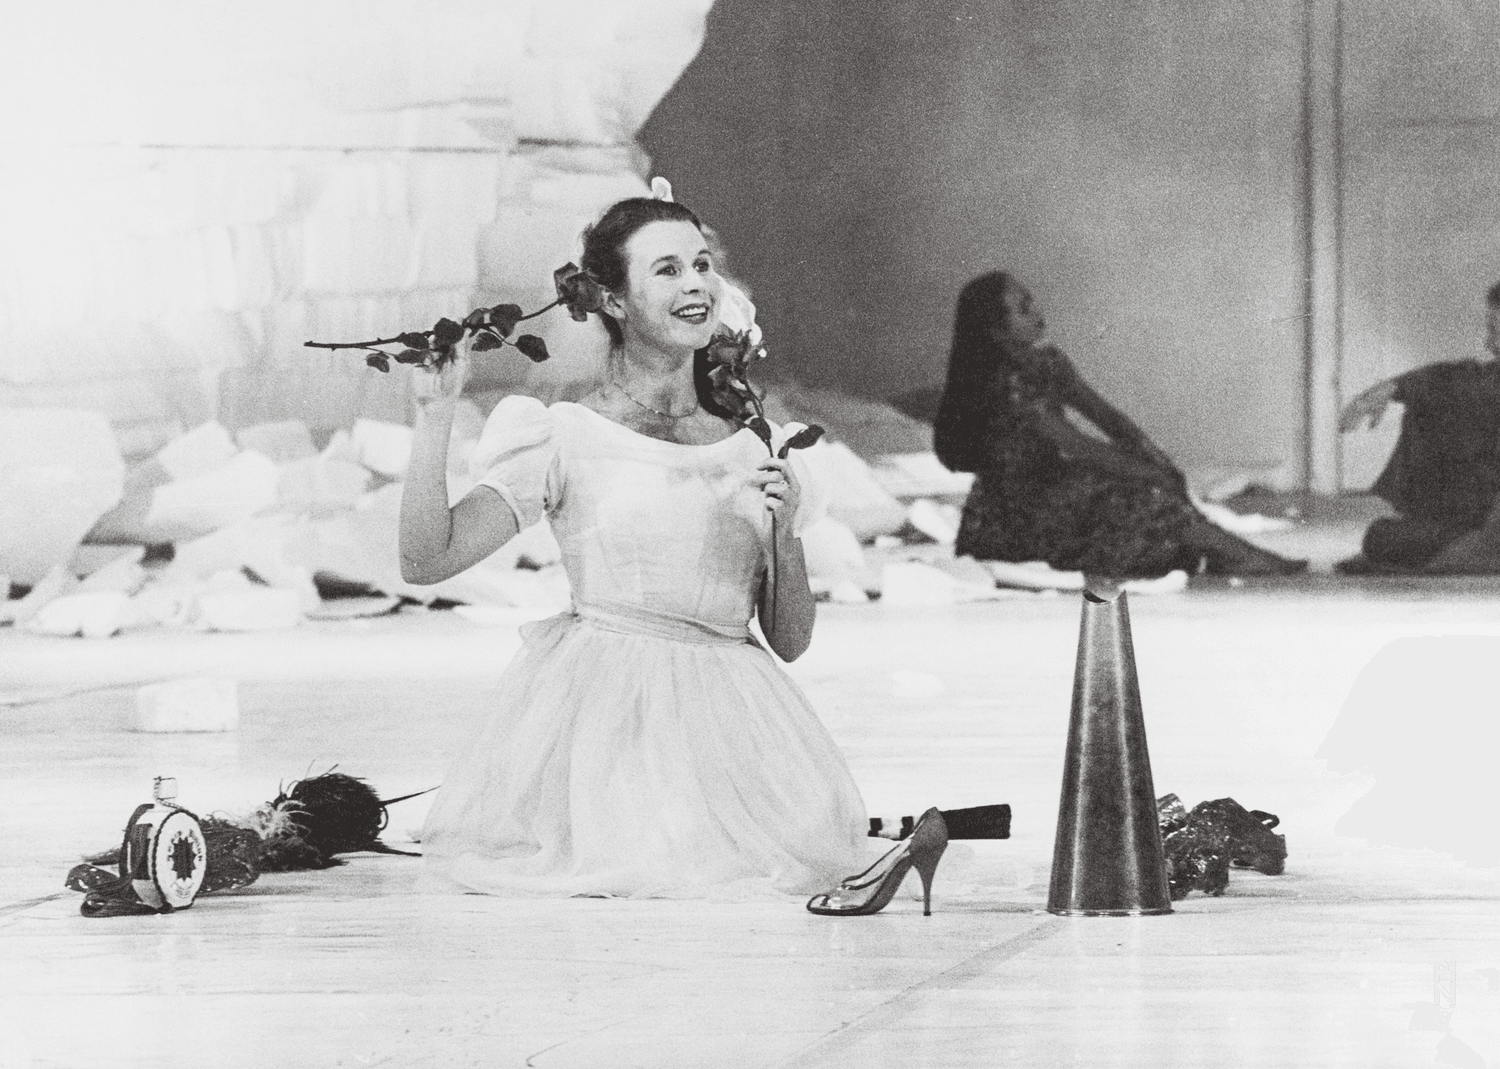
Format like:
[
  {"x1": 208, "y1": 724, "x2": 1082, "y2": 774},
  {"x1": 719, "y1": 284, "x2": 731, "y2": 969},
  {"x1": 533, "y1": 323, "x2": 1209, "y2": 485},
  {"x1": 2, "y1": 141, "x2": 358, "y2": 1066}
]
[{"x1": 1047, "y1": 581, "x2": 1172, "y2": 916}]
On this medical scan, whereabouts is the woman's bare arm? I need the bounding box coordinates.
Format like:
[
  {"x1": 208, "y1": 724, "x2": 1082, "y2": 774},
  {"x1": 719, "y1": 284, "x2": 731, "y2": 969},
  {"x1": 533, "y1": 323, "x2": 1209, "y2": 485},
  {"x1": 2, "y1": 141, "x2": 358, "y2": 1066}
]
[
  {"x1": 1049, "y1": 350, "x2": 1183, "y2": 478},
  {"x1": 398, "y1": 346, "x2": 520, "y2": 585},
  {"x1": 752, "y1": 456, "x2": 815, "y2": 661}
]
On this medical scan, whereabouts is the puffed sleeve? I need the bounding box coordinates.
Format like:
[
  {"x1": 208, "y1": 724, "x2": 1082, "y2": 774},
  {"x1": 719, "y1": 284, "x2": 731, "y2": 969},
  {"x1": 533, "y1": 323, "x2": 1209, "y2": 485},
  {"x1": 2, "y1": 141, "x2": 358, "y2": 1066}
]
[
  {"x1": 469, "y1": 395, "x2": 561, "y2": 529},
  {"x1": 771, "y1": 420, "x2": 828, "y2": 538}
]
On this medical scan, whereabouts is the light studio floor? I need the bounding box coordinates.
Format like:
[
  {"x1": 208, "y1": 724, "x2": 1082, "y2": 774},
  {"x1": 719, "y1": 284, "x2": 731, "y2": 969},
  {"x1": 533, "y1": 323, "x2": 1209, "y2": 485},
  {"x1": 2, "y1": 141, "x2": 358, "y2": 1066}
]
[{"x1": 3, "y1": 570, "x2": 1500, "y2": 1068}]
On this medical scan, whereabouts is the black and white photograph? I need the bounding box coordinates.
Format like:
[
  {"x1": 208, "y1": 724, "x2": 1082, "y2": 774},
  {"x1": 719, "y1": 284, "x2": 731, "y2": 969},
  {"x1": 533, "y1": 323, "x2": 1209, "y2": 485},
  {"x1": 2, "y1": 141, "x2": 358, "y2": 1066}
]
[{"x1": 2, "y1": 2, "x2": 1498, "y2": 1066}]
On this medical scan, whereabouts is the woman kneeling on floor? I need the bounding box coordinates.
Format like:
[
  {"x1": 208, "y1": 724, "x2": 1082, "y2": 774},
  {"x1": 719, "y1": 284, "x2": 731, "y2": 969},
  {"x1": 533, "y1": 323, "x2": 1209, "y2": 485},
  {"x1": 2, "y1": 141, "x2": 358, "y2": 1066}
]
[
  {"x1": 401, "y1": 190, "x2": 870, "y2": 899},
  {"x1": 401, "y1": 186, "x2": 1008, "y2": 914}
]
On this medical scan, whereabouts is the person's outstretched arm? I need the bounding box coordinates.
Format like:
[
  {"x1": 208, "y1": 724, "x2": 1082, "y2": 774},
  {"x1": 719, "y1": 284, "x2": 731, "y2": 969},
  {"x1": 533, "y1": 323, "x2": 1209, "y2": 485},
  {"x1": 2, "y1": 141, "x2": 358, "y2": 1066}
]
[
  {"x1": 1002, "y1": 347, "x2": 1181, "y2": 491},
  {"x1": 752, "y1": 456, "x2": 815, "y2": 661},
  {"x1": 1339, "y1": 378, "x2": 1399, "y2": 433},
  {"x1": 1030, "y1": 405, "x2": 1183, "y2": 491},
  {"x1": 399, "y1": 342, "x2": 519, "y2": 585},
  {"x1": 1048, "y1": 349, "x2": 1185, "y2": 481}
]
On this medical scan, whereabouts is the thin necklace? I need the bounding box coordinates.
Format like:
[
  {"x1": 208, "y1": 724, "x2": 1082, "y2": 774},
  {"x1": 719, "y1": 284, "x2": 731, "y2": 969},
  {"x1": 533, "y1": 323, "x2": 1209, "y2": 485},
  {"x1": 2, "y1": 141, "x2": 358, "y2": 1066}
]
[{"x1": 612, "y1": 377, "x2": 699, "y2": 420}]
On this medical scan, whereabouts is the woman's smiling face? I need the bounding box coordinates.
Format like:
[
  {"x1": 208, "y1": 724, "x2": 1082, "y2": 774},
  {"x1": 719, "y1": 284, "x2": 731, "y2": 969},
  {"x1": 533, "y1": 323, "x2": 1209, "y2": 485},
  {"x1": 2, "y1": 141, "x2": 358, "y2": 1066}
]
[{"x1": 606, "y1": 219, "x2": 723, "y2": 352}]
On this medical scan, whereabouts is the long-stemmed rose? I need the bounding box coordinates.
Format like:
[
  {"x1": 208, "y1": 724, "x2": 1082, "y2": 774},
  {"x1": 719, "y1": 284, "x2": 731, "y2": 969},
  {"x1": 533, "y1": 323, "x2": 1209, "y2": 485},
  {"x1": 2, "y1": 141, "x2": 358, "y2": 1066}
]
[
  {"x1": 302, "y1": 261, "x2": 610, "y2": 370},
  {"x1": 303, "y1": 301, "x2": 552, "y2": 370},
  {"x1": 704, "y1": 283, "x2": 825, "y2": 632}
]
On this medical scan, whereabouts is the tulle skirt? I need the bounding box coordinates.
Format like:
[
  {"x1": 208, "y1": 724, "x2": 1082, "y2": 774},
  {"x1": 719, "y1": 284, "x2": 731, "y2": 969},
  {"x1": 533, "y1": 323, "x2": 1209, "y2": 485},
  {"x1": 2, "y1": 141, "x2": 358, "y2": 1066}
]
[{"x1": 419, "y1": 600, "x2": 869, "y2": 898}]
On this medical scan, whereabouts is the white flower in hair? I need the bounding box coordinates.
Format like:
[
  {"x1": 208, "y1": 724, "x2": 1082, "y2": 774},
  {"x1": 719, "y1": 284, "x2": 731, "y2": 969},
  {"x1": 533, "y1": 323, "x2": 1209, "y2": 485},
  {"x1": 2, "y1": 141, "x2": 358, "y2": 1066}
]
[
  {"x1": 717, "y1": 282, "x2": 763, "y2": 347},
  {"x1": 650, "y1": 176, "x2": 674, "y2": 202}
]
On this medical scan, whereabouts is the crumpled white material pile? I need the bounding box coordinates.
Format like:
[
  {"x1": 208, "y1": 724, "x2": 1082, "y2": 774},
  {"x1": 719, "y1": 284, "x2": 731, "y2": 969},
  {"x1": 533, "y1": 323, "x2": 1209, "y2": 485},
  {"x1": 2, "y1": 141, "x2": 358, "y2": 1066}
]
[
  {"x1": 1, "y1": 402, "x2": 568, "y2": 637},
  {"x1": 0, "y1": 401, "x2": 913, "y2": 636},
  {"x1": 5, "y1": 392, "x2": 1249, "y2": 638}
]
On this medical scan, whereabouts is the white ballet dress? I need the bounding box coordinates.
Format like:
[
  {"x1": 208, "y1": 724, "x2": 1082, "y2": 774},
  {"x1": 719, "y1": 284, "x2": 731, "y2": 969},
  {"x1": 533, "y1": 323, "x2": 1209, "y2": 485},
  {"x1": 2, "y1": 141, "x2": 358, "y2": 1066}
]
[{"x1": 419, "y1": 397, "x2": 869, "y2": 898}]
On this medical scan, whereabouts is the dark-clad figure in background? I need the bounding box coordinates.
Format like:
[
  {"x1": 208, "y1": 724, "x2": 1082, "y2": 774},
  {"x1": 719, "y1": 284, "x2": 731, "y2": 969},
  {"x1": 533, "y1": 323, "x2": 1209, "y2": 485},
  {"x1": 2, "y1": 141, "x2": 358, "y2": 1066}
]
[
  {"x1": 1338, "y1": 281, "x2": 1500, "y2": 574},
  {"x1": 935, "y1": 272, "x2": 1307, "y2": 579}
]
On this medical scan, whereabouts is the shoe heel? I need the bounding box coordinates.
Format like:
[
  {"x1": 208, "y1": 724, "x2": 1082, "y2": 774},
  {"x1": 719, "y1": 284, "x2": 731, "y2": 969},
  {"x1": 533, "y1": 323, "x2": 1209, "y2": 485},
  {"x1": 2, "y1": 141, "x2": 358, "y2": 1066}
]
[
  {"x1": 915, "y1": 856, "x2": 938, "y2": 916},
  {"x1": 908, "y1": 807, "x2": 949, "y2": 917}
]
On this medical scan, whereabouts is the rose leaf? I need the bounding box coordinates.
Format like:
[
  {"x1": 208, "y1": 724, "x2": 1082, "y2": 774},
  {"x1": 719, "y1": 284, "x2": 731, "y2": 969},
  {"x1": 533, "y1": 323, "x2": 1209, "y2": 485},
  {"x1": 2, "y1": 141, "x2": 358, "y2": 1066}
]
[
  {"x1": 489, "y1": 303, "x2": 523, "y2": 338},
  {"x1": 778, "y1": 424, "x2": 825, "y2": 459},
  {"x1": 515, "y1": 334, "x2": 550, "y2": 362},
  {"x1": 745, "y1": 415, "x2": 773, "y2": 448},
  {"x1": 432, "y1": 318, "x2": 464, "y2": 347}
]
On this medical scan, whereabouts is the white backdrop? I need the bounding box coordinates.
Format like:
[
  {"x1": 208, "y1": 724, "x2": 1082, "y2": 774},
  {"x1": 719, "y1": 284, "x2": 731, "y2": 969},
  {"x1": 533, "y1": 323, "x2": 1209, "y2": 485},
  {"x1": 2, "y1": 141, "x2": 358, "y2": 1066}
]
[{"x1": 0, "y1": 0, "x2": 711, "y2": 448}]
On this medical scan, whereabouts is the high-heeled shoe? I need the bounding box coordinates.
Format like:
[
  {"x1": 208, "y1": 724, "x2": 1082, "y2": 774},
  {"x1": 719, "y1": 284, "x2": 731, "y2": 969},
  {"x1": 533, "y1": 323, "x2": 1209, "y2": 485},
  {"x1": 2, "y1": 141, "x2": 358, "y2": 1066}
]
[{"x1": 807, "y1": 808, "x2": 948, "y2": 917}]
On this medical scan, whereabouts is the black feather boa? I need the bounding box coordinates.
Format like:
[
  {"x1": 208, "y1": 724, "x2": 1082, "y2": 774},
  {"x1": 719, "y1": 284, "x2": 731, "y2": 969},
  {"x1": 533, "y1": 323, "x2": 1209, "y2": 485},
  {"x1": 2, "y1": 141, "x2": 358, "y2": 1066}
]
[{"x1": 256, "y1": 771, "x2": 407, "y2": 871}]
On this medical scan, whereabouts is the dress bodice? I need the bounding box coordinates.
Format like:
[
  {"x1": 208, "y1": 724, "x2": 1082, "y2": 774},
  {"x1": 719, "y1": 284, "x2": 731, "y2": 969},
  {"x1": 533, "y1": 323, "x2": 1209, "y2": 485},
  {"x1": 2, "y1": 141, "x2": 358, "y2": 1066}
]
[{"x1": 471, "y1": 398, "x2": 808, "y2": 632}]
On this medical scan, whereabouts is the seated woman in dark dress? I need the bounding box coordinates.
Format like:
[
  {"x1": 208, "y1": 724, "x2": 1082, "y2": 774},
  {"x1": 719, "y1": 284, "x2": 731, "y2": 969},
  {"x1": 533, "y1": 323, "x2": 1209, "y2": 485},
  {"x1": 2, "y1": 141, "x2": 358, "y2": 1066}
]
[
  {"x1": 935, "y1": 272, "x2": 1307, "y2": 579},
  {"x1": 1338, "y1": 282, "x2": 1500, "y2": 573}
]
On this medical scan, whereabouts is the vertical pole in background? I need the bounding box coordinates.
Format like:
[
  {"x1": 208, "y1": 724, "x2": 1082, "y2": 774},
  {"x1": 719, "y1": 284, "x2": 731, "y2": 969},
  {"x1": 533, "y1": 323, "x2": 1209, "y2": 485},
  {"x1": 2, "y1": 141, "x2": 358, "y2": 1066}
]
[{"x1": 1303, "y1": 0, "x2": 1345, "y2": 493}]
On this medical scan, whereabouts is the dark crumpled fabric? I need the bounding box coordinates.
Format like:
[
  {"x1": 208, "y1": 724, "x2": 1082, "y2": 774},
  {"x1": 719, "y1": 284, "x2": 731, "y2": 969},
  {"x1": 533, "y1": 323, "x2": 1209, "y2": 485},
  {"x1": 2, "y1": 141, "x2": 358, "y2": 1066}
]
[{"x1": 1157, "y1": 795, "x2": 1287, "y2": 900}]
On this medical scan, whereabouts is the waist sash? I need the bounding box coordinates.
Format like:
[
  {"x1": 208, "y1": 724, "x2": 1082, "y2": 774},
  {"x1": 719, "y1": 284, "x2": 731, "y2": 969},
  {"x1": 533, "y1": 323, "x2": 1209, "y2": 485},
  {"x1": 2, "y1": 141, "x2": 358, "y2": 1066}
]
[{"x1": 573, "y1": 596, "x2": 753, "y2": 647}]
